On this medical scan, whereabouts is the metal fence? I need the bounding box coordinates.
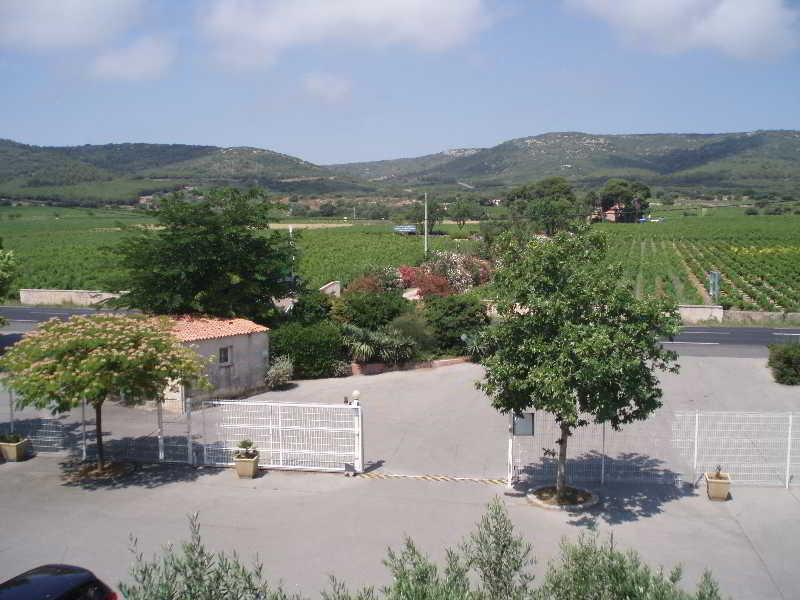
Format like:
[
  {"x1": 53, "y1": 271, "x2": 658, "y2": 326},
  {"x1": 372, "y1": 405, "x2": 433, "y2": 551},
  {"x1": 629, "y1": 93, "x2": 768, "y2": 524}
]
[
  {"x1": 1, "y1": 386, "x2": 364, "y2": 474},
  {"x1": 199, "y1": 400, "x2": 364, "y2": 473},
  {"x1": 509, "y1": 410, "x2": 800, "y2": 489}
]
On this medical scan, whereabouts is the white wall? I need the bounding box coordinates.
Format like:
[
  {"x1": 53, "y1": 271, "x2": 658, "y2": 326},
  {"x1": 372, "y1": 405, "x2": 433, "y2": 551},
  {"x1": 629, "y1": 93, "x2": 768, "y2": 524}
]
[
  {"x1": 678, "y1": 304, "x2": 723, "y2": 324},
  {"x1": 19, "y1": 289, "x2": 119, "y2": 306}
]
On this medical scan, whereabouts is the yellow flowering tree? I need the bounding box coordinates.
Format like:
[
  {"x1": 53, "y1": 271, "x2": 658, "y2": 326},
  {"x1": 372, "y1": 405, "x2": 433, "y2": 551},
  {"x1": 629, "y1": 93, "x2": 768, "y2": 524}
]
[{"x1": 0, "y1": 314, "x2": 208, "y2": 470}]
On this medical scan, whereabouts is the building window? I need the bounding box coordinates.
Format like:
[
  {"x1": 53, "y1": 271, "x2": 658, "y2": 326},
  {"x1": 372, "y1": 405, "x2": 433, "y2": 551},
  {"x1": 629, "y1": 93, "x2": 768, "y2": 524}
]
[{"x1": 219, "y1": 346, "x2": 232, "y2": 365}]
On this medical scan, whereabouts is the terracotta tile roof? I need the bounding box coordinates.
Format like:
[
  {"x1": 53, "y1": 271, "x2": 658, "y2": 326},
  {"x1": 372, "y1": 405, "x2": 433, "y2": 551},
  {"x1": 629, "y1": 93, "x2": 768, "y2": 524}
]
[{"x1": 170, "y1": 316, "x2": 268, "y2": 342}]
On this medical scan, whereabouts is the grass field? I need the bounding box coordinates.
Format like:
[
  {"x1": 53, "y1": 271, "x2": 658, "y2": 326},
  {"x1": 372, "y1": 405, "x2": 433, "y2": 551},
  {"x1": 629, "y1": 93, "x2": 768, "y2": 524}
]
[{"x1": 0, "y1": 205, "x2": 798, "y2": 310}]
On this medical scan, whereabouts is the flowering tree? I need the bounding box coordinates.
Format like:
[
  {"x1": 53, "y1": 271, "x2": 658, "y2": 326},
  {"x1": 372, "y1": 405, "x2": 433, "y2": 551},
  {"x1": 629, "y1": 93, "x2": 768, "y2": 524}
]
[{"x1": 0, "y1": 314, "x2": 209, "y2": 470}]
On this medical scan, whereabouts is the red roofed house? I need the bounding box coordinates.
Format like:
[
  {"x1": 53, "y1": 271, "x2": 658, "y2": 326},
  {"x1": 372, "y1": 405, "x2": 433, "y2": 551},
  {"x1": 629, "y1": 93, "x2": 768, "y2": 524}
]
[{"x1": 164, "y1": 316, "x2": 269, "y2": 412}]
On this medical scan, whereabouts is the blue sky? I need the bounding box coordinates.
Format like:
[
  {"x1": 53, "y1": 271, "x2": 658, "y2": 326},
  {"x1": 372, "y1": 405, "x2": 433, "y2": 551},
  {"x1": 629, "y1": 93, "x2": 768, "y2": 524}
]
[{"x1": 1, "y1": 0, "x2": 799, "y2": 164}]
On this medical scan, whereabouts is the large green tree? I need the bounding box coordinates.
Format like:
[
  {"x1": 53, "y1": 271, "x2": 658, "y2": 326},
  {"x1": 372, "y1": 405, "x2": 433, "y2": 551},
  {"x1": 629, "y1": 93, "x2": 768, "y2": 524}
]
[
  {"x1": 113, "y1": 188, "x2": 294, "y2": 323},
  {"x1": 505, "y1": 177, "x2": 587, "y2": 235},
  {"x1": 478, "y1": 227, "x2": 680, "y2": 497},
  {"x1": 0, "y1": 314, "x2": 208, "y2": 470},
  {"x1": 599, "y1": 178, "x2": 651, "y2": 221},
  {"x1": 449, "y1": 197, "x2": 483, "y2": 229},
  {"x1": 406, "y1": 199, "x2": 444, "y2": 233}
]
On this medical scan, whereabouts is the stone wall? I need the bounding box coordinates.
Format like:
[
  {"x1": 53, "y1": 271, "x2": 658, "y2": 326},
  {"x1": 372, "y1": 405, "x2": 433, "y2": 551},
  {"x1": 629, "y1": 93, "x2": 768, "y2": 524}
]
[
  {"x1": 723, "y1": 310, "x2": 800, "y2": 324},
  {"x1": 19, "y1": 289, "x2": 120, "y2": 306},
  {"x1": 678, "y1": 304, "x2": 724, "y2": 324}
]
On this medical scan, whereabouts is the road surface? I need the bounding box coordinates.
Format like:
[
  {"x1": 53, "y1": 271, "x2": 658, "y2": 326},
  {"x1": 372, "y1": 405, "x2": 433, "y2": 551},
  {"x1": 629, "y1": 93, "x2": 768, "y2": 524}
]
[{"x1": 1, "y1": 306, "x2": 797, "y2": 356}]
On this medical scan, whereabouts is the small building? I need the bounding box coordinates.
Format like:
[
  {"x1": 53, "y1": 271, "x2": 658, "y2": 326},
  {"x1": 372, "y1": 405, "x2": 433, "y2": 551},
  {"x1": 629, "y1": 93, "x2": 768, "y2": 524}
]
[{"x1": 164, "y1": 316, "x2": 269, "y2": 411}]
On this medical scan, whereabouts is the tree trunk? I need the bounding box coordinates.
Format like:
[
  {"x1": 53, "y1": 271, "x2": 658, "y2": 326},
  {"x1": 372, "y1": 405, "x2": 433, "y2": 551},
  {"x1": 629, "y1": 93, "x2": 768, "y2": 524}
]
[
  {"x1": 556, "y1": 422, "x2": 570, "y2": 497},
  {"x1": 95, "y1": 403, "x2": 104, "y2": 472}
]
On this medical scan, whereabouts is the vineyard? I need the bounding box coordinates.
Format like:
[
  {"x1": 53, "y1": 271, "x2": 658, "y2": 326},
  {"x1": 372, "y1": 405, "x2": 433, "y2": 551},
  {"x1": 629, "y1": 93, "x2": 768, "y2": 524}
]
[
  {"x1": 0, "y1": 206, "x2": 798, "y2": 312},
  {"x1": 600, "y1": 210, "x2": 800, "y2": 311}
]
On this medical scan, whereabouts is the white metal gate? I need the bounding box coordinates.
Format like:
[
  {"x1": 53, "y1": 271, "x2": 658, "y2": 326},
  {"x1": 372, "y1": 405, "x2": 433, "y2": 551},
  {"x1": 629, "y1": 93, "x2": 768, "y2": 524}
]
[{"x1": 202, "y1": 400, "x2": 364, "y2": 473}]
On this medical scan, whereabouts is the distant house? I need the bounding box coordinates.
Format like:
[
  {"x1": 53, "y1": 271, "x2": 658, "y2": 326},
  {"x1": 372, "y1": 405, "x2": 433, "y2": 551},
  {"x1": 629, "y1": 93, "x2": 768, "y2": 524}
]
[{"x1": 164, "y1": 316, "x2": 269, "y2": 412}]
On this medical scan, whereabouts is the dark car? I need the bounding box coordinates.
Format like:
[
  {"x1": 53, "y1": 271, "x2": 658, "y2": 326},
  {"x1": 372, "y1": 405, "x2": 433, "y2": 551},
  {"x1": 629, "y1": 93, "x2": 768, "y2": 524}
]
[{"x1": 0, "y1": 565, "x2": 116, "y2": 600}]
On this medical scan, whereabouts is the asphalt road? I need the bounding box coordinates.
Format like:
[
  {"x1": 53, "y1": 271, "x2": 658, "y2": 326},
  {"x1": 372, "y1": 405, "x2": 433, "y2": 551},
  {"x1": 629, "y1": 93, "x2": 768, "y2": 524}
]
[{"x1": 0, "y1": 306, "x2": 798, "y2": 357}]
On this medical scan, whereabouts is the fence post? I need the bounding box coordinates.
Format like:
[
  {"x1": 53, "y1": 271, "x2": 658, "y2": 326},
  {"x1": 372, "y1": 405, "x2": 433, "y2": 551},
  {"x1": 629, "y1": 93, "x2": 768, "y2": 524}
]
[
  {"x1": 278, "y1": 405, "x2": 284, "y2": 468},
  {"x1": 81, "y1": 399, "x2": 87, "y2": 462},
  {"x1": 786, "y1": 414, "x2": 793, "y2": 489},
  {"x1": 8, "y1": 389, "x2": 14, "y2": 434},
  {"x1": 353, "y1": 404, "x2": 364, "y2": 474},
  {"x1": 601, "y1": 423, "x2": 606, "y2": 486},
  {"x1": 693, "y1": 411, "x2": 700, "y2": 481},
  {"x1": 157, "y1": 400, "x2": 164, "y2": 462},
  {"x1": 186, "y1": 396, "x2": 193, "y2": 466}
]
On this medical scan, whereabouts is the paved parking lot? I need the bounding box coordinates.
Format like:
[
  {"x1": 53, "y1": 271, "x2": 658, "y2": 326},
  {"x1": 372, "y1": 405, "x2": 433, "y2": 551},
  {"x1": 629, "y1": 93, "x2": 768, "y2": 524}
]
[{"x1": 2, "y1": 356, "x2": 800, "y2": 598}]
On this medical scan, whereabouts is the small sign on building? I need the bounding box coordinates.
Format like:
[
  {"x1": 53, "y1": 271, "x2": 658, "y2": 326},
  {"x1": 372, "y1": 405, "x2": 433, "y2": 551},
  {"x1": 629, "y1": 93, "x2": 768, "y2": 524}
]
[{"x1": 512, "y1": 412, "x2": 535, "y2": 436}]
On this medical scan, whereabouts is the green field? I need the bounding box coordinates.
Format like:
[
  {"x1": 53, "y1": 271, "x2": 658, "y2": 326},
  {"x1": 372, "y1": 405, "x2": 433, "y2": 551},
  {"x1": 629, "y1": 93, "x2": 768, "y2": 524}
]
[{"x1": 1, "y1": 206, "x2": 798, "y2": 310}]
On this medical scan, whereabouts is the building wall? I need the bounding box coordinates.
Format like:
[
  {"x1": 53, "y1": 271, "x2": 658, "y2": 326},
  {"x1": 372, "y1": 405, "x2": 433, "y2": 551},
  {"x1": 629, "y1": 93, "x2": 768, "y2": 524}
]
[{"x1": 164, "y1": 331, "x2": 268, "y2": 411}]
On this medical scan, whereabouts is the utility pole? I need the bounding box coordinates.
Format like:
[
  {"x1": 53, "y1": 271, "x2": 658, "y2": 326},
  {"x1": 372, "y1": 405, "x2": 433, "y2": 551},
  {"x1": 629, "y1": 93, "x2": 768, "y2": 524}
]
[
  {"x1": 353, "y1": 206, "x2": 356, "y2": 222},
  {"x1": 424, "y1": 192, "x2": 429, "y2": 257}
]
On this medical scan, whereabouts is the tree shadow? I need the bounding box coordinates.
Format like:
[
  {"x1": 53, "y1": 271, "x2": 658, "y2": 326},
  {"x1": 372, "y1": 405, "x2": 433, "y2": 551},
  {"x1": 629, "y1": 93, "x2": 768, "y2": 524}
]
[
  {"x1": 515, "y1": 450, "x2": 697, "y2": 527},
  {"x1": 0, "y1": 416, "x2": 84, "y2": 456},
  {"x1": 0, "y1": 332, "x2": 23, "y2": 352},
  {"x1": 59, "y1": 458, "x2": 226, "y2": 491}
]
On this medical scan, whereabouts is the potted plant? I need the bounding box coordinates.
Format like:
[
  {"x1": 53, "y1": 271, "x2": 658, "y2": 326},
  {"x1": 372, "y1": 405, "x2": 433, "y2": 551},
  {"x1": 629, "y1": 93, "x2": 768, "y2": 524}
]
[
  {"x1": 233, "y1": 439, "x2": 259, "y2": 479},
  {"x1": 0, "y1": 433, "x2": 30, "y2": 462},
  {"x1": 705, "y1": 465, "x2": 731, "y2": 501}
]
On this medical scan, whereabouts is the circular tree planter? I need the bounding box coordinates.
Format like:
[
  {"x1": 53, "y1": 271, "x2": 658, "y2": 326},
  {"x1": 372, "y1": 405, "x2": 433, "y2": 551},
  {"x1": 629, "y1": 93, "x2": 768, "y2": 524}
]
[{"x1": 526, "y1": 485, "x2": 600, "y2": 511}]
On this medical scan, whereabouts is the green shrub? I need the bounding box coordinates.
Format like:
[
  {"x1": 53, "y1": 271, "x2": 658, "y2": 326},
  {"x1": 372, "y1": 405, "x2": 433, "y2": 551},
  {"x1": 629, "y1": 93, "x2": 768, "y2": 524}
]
[
  {"x1": 0, "y1": 433, "x2": 22, "y2": 443},
  {"x1": 121, "y1": 501, "x2": 722, "y2": 600},
  {"x1": 768, "y1": 343, "x2": 800, "y2": 385},
  {"x1": 288, "y1": 290, "x2": 331, "y2": 325},
  {"x1": 341, "y1": 323, "x2": 416, "y2": 364},
  {"x1": 339, "y1": 291, "x2": 409, "y2": 329},
  {"x1": 387, "y1": 312, "x2": 437, "y2": 353},
  {"x1": 425, "y1": 295, "x2": 489, "y2": 352},
  {"x1": 265, "y1": 355, "x2": 293, "y2": 390},
  {"x1": 270, "y1": 321, "x2": 344, "y2": 379}
]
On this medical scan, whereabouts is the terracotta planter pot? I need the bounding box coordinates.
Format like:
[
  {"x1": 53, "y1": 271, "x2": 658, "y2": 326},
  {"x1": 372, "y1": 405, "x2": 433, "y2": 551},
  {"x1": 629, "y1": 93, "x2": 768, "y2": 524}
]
[
  {"x1": 705, "y1": 472, "x2": 731, "y2": 501},
  {"x1": 0, "y1": 439, "x2": 30, "y2": 462},
  {"x1": 234, "y1": 455, "x2": 259, "y2": 478}
]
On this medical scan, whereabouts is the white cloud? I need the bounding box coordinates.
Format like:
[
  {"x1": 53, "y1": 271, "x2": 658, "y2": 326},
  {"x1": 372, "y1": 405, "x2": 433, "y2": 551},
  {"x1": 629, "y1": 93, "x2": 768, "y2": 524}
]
[
  {"x1": 303, "y1": 72, "x2": 352, "y2": 104},
  {"x1": 90, "y1": 36, "x2": 175, "y2": 82},
  {"x1": 0, "y1": 0, "x2": 144, "y2": 51},
  {"x1": 199, "y1": 0, "x2": 489, "y2": 68},
  {"x1": 567, "y1": 0, "x2": 799, "y2": 59}
]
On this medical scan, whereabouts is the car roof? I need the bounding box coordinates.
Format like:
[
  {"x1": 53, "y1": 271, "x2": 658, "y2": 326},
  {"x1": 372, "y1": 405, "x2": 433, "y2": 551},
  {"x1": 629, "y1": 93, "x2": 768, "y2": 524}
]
[{"x1": 0, "y1": 564, "x2": 98, "y2": 599}]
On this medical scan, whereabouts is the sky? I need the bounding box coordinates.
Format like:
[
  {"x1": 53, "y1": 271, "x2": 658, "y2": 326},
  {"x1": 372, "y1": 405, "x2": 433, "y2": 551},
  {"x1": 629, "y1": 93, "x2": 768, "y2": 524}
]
[{"x1": 1, "y1": 0, "x2": 799, "y2": 164}]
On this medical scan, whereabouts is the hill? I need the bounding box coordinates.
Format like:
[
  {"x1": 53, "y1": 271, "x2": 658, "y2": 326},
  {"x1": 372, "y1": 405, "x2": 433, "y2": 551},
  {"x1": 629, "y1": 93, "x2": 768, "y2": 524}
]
[
  {"x1": 328, "y1": 130, "x2": 800, "y2": 195},
  {"x1": 326, "y1": 148, "x2": 481, "y2": 180},
  {"x1": 0, "y1": 140, "x2": 371, "y2": 205}
]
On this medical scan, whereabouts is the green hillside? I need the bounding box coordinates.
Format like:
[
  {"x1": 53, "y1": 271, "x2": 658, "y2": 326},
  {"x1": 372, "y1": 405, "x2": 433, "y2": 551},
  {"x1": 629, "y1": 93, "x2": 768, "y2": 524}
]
[
  {"x1": 0, "y1": 140, "x2": 372, "y2": 204},
  {"x1": 326, "y1": 148, "x2": 481, "y2": 180},
  {"x1": 330, "y1": 130, "x2": 800, "y2": 195}
]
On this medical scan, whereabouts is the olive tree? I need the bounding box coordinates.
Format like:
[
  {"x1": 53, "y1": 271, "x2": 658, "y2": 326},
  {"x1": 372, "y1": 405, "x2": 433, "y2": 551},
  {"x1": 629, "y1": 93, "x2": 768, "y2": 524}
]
[
  {"x1": 478, "y1": 227, "x2": 680, "y2": 497},
  {"x1": 0, "y1": 314, "x2": 209, "y2": 470}
]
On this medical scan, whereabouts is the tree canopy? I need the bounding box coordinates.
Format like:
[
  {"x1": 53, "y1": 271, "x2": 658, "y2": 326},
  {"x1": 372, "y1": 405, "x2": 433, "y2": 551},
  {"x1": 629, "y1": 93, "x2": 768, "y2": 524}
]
[
  {"x1": 0, "y1": 314, "x2": 208, "y2": 469},
  {"x1": 599, "y1": 178, "x2": 652, "y2": 221},
  {"x1": 479, "y1": 226, "x2": 680, "y2": 496},
  {"x1": 405, "y1": 199, "x2": 444, "y2": 232},
  {"x1": 505, "y1": 177, "x2": 587, "y2": 235},
  {"x1": 113, "y1": 188, "x2": 294, "y2": 323}
]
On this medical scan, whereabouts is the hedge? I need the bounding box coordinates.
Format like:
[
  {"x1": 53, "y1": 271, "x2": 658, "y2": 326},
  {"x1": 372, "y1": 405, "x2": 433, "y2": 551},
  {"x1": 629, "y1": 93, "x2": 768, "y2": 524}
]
[{"x1": 270, "y1": 321, "x2": 344, "y2": 379}]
